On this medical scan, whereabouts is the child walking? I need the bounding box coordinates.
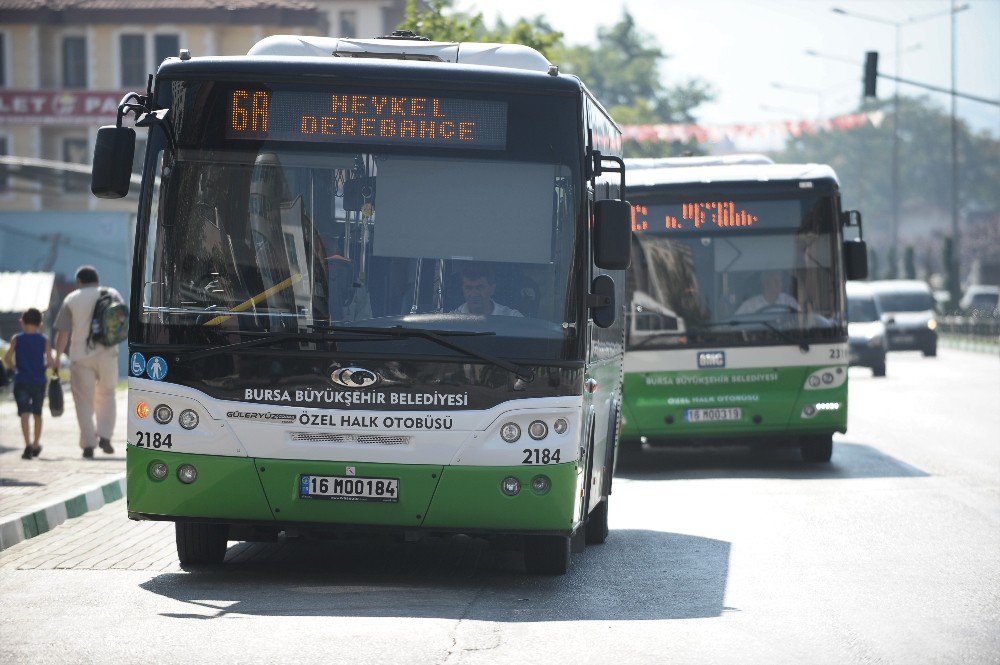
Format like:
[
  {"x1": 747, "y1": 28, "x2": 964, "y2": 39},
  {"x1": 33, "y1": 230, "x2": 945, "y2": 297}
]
[{"x1": 3, "y1": 308, "x2": 55, "y2": 459}]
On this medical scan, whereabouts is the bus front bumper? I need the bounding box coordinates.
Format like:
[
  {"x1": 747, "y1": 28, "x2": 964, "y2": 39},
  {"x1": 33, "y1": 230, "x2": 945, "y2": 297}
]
[{"x1": 126, "y1": 446, "x2": 579, "y2": 535}]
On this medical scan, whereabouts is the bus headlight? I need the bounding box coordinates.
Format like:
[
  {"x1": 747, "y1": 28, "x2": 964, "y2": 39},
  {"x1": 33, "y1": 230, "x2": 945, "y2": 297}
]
[
  {"x1": 553, "y1": 418, "x2": 569, "y2": 435},
  {"x1": 500, "y1": 422, "x2": 521, "y2": 443},
  {"x1": 927, "y1": 319, "x2": 937, "y2": 330},
  {"x1": 153, "y1": 404, "x2": 173, "y2": 424},
  {"x1": 178, "y1": 409, "x2": 199, "y2": 430},
  {"x1": 528, "y1": 420, "x2": 548, "y2": 440}
]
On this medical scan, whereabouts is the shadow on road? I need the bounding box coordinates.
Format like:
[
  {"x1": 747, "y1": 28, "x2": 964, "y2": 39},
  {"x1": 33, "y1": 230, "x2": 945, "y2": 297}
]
[
  {"x1": 140, "y1": 528, "x2": 731, "y2": 622},
  {"x1": 615, "y1": 441, "x2": 928, "y2": 481}
]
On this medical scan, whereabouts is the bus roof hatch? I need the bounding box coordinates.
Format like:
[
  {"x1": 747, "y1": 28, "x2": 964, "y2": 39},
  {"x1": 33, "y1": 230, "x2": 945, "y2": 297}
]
[{"x1": 247, "y1": 34, "x2": 553, "y2": 73}]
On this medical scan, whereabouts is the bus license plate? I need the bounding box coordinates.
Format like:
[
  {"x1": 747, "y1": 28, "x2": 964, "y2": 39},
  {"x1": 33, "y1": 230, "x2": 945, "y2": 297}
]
[
  {"x1": 299, "y1": 475, "x2": 399, "y2": 503},
  {"x1": 684, "y1": 408, "x2": 742, "y2": 423}
]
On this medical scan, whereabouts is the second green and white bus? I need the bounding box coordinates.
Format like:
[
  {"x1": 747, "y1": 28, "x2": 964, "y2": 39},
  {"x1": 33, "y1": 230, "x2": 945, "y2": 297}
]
[{"x1": 621, "y1": 156, "x2": 867, "y2": 462}]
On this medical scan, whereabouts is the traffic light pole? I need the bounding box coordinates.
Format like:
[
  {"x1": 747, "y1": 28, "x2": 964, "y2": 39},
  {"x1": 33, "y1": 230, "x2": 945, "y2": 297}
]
[{"x1": 871, "y1": 72, "x2": 1000, "y2": 106}]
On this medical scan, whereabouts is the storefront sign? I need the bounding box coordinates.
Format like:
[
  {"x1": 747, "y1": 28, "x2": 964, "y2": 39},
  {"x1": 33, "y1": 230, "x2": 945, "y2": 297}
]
[{"x1": 0, "y1": 90, "x2": 124, "y2": 124}]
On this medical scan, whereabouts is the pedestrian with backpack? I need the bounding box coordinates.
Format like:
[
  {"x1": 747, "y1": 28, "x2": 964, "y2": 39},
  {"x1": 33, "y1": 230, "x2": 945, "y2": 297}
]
[
  {"x1": 3, "y1": 308, "x2": 56, "y2": 459},
  {"x1": 52, "y1": 266, "x2": 126, "y2": 458}
]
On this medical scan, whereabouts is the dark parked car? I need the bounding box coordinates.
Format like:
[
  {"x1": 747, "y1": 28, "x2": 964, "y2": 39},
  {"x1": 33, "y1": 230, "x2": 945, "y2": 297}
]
[
  {"x1": 869, "y1": 280, "x2": 938, "y2": 357},
  {"x1": 846, "y1": 282, "x2": 887, "y2": 376}
]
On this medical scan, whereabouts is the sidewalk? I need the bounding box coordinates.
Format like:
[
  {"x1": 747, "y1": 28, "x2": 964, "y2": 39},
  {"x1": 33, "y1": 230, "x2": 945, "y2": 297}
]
[{"x1": 0, "y1": 384, "x2": 128, "y2": 550}]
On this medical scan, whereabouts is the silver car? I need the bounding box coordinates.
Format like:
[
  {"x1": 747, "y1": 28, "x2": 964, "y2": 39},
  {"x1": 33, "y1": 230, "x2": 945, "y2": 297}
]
[
  {"x1": 869, "y1": 280, "x2": 938, "y2": 357},
  {"x1": 846, "y1": 282, "x2": 888, "y2": 376}
]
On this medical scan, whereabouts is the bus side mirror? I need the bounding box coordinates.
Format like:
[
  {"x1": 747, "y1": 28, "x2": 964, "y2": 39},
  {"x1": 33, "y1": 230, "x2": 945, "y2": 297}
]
[
  {"x1": 844, "y1": 239, "x2": 869, "y2": 280},
  {"x1": 91, "y1": 125, "x2": 135, "y2": 199},
  {"x1": 589, "y1": 274, "x2": 617, "y2": 328},
  {"x1": 594, "y1": 200, "x2": 632, "y2": 270}
]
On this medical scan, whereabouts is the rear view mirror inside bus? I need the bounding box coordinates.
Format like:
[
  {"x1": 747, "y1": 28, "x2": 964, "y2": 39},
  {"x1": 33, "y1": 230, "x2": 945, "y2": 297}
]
[
  {"x1": 91, "y1": 125, "x2": 136, "y2": 199},
  {"x1": 594, "y1": 199, "x2": 632, "y2": 270},
  {"x1": 843, "y1": 239, "x2": 869, "y2": 281}
]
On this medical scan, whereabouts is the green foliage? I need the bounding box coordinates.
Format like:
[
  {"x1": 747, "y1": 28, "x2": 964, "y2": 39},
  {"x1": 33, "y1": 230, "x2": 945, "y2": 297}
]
[
  {"x1": 398, "y1": 0, "x2": 483, "y2": 43},
  {"x1": 397, "y1": 5, "x2": 714, "y2": 158},
  {"x1": 549, "y1": 10, "x2": 713, "y2": 157},
  {"x1": 397, "y1": 0, "x2": 563, "y2": 58},
  {"x1": 484, "y1": 15, "x2": 563, "y2": 57},
  {"x1": 780, "y1": 96, "x2": 1000, "y2": 266}
]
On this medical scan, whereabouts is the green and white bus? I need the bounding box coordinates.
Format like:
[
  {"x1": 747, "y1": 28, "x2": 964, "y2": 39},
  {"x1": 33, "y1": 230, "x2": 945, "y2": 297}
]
[
  {"x1": 91, "y1": 32, "x2": 632, "y2": 574},
  {"x1": 621, "y1": 157, "x2": 867, "y2": 462}
]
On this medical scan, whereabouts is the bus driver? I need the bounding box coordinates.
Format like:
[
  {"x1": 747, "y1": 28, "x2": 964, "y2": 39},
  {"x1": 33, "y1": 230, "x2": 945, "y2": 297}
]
[
  {"x1": 452, "y1": 264, "x2": 523, "y2": 317},
  {"x1": 735, "y1": 270, "x2": 799, "y2": 315}
]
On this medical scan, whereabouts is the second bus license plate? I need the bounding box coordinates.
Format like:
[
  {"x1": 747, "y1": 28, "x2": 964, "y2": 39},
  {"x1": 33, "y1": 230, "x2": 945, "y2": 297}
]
[
  {"x1": 684, "y1": 407, "x2": 742, "y2": 423},
  {"x1": 299, "y1": 475, "x2": 399, "y2": 503}
]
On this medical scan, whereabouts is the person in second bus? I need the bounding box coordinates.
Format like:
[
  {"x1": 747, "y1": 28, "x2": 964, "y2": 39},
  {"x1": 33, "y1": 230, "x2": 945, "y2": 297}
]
[
  {"x1": 452, "y1": 264, "x2": 523, "y2": 317},
  {"x1": 735, "y1": 270, "x2": 800, "y2": 315}
]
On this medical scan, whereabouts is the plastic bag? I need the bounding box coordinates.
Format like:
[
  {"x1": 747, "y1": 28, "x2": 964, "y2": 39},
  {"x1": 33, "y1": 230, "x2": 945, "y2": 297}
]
[{"x1": 48, "y1": 376, "x2": 64, "y2": 417}]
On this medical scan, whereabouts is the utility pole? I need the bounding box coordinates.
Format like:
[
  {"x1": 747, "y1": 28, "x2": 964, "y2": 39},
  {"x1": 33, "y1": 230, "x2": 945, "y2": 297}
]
[{"x1": 949, "y1": 4, "x2": 960, "y2": 306}]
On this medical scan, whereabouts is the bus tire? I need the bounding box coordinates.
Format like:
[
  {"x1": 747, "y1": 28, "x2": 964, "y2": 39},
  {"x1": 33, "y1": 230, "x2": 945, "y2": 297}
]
[
  {"x1": 872, "y1": 362, "x2": 886, "y2": 377},
  {"x1": 523, "y1": 535, "x2": 571, "y2": 575},
  {"x1": 800, "y1": 435, "x2": 833, "y2": 463},
  {"x1": 176, "y1": 522, "x2": 229, "y2": 566},
  {"x1": 585, "y1": 498, "x2": 609, "y2": 545},
  {"x1": 922, "y1": 344, "x2": 937, "y2": 357}
]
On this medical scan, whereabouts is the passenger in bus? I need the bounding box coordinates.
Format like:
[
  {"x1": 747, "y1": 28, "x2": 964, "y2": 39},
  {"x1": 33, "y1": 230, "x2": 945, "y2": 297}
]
[
  {"x1": 452, "y1": 264, "x2": 523, "y2": 317},
  {"x1": 735, "y1": 270, "x2": 800, "y2": 315}
]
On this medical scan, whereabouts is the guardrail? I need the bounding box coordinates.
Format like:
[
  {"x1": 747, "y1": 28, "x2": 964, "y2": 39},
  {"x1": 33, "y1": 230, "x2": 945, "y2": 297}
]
[{"x1": 938, "y1": 316, "x2": 1000, "y2": 354}]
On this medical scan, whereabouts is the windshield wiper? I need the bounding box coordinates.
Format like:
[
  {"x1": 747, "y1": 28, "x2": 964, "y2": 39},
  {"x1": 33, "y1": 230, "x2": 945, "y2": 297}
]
[{"x1": 700, "y1": 319, "x2": 810, "y2": 352}]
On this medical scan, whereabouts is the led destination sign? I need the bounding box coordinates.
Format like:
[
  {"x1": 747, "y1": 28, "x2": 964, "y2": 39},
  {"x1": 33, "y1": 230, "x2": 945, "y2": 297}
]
[
  {"x1": 631, "y1": 199, "x2": 802, "y2": 233},
  {"x1": 227, "y1": 89, "x2": 507, "y2": 149}
]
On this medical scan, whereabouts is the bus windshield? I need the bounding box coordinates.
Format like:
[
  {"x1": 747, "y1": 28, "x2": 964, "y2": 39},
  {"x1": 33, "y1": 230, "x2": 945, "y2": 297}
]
[
  {"x1": 627, "y1": 194, "x2": 843, "y2": 349},
  {"x1": 138, "y1": 80, "x2": 582, "y2": 360}
]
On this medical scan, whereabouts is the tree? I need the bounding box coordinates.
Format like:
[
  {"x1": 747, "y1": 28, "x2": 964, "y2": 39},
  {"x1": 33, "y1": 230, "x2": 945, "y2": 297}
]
[
  {"x1": 397, "y1": 0, "x2": 563, "y2": 58},
  {"x1": 397, "y1": 5, "x2": 714, "y2": 158},
  {"x1": 550, "y1": 11, "x2": 713, "y2": 157},
  {"x1": 780, "y1": 95, "x2": 1000, "y2": 280}
]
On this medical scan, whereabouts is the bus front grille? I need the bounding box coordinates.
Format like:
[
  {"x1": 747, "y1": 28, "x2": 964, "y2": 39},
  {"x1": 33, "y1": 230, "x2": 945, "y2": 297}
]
[{"x1": 290, "y1": 432, "x2": 410, "y2": 446}]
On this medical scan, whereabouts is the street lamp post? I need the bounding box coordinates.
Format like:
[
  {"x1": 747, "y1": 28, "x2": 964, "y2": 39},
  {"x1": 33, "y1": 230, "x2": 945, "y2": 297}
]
[
  {"x1": 950, "y1": 5, "x2": 960, "y2": 305},
  {"x1": 830, "y1": 4, "x2": 969, "y2": 280}
]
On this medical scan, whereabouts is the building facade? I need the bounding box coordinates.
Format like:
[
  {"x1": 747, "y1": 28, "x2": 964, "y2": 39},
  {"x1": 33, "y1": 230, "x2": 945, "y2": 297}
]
[{"x1": 0, "y1": 0, "x2": 405, "y2": 213}]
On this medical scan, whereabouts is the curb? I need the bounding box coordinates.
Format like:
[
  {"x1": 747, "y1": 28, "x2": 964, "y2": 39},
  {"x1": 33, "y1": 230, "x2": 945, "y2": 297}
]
[{"x1": 0, "y1": 474, "x2": 126, "y2": 552}]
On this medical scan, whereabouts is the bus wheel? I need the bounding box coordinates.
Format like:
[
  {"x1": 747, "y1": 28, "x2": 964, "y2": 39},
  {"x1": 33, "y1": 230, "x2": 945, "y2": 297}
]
[
  {"x1": 800, "y1": 435, "x2": 833, "y2": 463},
  {"x1": 523, "y1": 535, "x2": 571, "y2": 575},
  {"x1": 176, "y1": 522, "x2": 229, "y2": 566},
  {"x1": 872, "y1": 362, "x2": 886, "y2": 377},
  {"x1": 585, "y1": 499, "x2": 609, "y2": 545}
]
